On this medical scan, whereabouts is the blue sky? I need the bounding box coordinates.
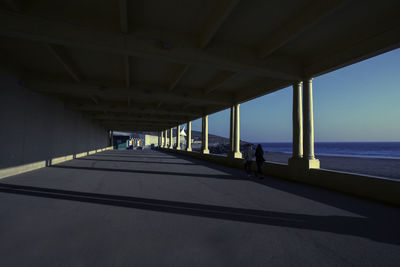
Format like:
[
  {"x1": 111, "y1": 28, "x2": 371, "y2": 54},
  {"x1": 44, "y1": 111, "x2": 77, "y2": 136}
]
[{"x1": 191, "y1": 48, "x2": 400, "y2": 142}]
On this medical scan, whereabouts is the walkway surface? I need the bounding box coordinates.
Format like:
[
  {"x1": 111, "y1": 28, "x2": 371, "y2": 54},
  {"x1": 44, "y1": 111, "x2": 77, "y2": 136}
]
[{"x1": 0, "y1": 150, "x2": 399, "y2": 266}]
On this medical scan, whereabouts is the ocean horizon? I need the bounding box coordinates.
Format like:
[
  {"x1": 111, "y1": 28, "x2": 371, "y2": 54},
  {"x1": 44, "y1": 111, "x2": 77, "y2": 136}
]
[{"x1": 255, "y1": 142, "x2": 400, "y2": 159}]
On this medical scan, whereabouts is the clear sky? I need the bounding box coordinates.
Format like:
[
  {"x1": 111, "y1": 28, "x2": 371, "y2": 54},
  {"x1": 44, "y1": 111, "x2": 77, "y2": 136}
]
[{"x1": 190, "y1": 48, "x2": 400, "y2": 143}]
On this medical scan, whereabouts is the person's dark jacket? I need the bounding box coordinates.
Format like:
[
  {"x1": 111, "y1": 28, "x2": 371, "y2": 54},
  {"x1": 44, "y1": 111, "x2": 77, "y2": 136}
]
[{"x1": 255, "y1": 145, "x2": 265, "y2": 162}]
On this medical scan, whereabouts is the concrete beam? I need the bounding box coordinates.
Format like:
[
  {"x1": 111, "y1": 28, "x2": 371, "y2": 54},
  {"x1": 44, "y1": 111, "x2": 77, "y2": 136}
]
[
  {"x1": 3, "y1": 0, "x2": 22, "y2": 12},
  {"x1": 204, "y1": 71, "x2": 239, "y2": 94},
  {"x1": 181, "y1": 102, "x2": 192, "y2": 110},
  {"x1": 45, "y1": 44, "x2": 82, "y2": 82},
  {"x1": 257, "y1": 0, "x2": 347, "y2": 58},
  {"x1": 119, "y1": 0, "x2": 131, "y2": 89},
  {"x1": 119, "y1": 0, "x2": 128, "y2": 33},
  {"x1": 304, "y1": 23, "x2": 400, "y2": 78},
  {"x1": 199, "y1": 0, "x2": 240, "y2": 48},
  {"x1": 0, "y1": 10, "x2": 299, "y2": 81},
  {"x1": 105, "y1": 126, "x2": 169, "y2": 132},
  {"x1": 99, "y1": 120, "x2": 178, "y2": 126},
  {"x1": 103, "y1": 121, "x2": 172, "y2": 128},
  {"x1": 92, "y1": 114, "x2": 188, "y2": 123},
  {"x1": 168, "y1": 64, "x2": 190, "y2": 91},
  {"x1": 90, "y1": 96, "x2": 100, "y2": 105},
  {"x1": 124, "y1": 55, "x2": 130, "y2": 88},
  {"x1": 69, "y1": 103, "x2": 202, "y2": 117},
  {"x1": 27, "y1": 79, "x2": 232, "y2": 105}
]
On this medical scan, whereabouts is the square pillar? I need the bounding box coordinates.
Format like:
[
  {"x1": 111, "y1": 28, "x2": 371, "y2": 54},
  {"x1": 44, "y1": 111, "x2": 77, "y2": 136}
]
[
  {"x1": 176, "y1": 125, "x2": 181, "y2": 150},
  {"x1": 186, "y1": 121, "x2": 192, "y2": 152},
  {"x1": 201, "y1": 115, "x2": 209, "y2": 154},
  {"x1": 169, "y1": 128, "x2": 173, "y2": 149}
]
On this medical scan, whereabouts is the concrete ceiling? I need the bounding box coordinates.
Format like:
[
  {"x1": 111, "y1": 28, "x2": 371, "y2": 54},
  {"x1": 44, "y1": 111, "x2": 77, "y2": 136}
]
[{"x1": 0, "y1": 0, "x2": 399, "y2": 131}]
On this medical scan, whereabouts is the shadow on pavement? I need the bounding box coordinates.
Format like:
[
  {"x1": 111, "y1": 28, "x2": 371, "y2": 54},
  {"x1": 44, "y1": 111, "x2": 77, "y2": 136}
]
[
  {"x1": 49, "y1": 164, "x2": 238, "y2": 180},
  {"x1": 76, "y1": 158, "x2": 196, "y2": 166},
  {"x1": 0, "y1": 182, "x2": 398, "y2": 246}
]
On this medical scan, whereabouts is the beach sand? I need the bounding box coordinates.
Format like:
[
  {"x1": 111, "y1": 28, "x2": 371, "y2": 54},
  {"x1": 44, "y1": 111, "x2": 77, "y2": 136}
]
[{"x1": 263, "y1": 152, "x2": 400, "y2": 180}]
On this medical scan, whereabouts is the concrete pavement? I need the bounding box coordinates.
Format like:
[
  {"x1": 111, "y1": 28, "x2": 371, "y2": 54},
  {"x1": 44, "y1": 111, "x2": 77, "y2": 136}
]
[{"x1": 0, "y1": 149, "x2": 399, "y2": 266}]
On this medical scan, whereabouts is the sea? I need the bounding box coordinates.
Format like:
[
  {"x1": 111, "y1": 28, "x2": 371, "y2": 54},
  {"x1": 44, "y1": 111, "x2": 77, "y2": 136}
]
[{"x1": 258, "y1": 142, "x2": 400, "y2": 159}]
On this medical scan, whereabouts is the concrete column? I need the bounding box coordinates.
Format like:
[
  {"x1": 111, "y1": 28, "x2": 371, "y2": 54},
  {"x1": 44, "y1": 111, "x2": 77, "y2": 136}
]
[
  {"x1": 186, "y1": 121, "x2": 192, "y2": 152},
  {"x1": 169, "y1": 128, "x2": 173, "y2": 149},
  {"x1": 176, "y1": 125, "x2": 181, "y2": 150},
  {"x1": 227, "y1": 106, "x2": 235, "y2": 158},
  {"x1": 292, "y1": 82, "x2": 303, "y2": 158},
  {"x1": 164, "y1": 130, "x2": 167, "y2": 148},
  {"x1": 302, "y1": 78, "x2": 319, "y2": 168},
  {"x1": 111, "y1": 130, "x2": 114, "y2": 148},
  {"x1": 233, "y1": 104, "x2": 242, "y2": 158},
  {"x1": 160, "y1": 131, "x2": 164, "y2": 147},
  {"x1": 201, "y1": 115, "x2": 209, "y2": 154}
]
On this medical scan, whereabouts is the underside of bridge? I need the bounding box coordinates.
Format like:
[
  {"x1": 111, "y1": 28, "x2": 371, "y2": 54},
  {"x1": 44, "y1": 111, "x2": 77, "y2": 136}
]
[{"x1": 1, "y1": 0, "x2": 400, "y2": 131}]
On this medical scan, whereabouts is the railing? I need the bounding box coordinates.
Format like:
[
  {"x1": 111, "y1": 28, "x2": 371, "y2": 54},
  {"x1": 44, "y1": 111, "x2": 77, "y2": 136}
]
[{"x1": 161, "y1": 148, "x2": 400, "y2": 206}]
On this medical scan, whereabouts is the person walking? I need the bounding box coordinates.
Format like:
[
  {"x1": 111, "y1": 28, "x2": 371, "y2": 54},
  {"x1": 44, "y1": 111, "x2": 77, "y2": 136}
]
[
  {"x1": 244, "y1": 144, "x2": 255, "y2": 177},
  {"x1": 255, "y1": 144, "x2": 265, "y2": 179}
]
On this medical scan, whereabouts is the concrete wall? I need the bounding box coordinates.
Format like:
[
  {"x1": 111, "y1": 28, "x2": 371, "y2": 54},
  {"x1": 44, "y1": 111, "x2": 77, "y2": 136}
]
[
  {"x1": 162, "y1": 148, "x2": 400, "y2": 207},
  {"x1": 0, "y1": 67, "x2": 109, "y2": 174}
]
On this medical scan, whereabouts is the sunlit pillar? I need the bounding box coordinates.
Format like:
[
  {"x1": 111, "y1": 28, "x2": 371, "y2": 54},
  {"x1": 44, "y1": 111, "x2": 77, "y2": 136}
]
[
  {"x1": 233, "y1": 104, "x2": 242, "y2": 158},
  {"x1": 201, "y1": 115, "x2": 209, "y2": 154},
  {"x1": 160, "y1": 131, "x2": 164, "y2": 147},
  {"x1": 302, "y1": 78, "x2": 320, "y2": 168},
  {"x1": 169, "y1": 128, "x2": 173, "y2": 149},
  {"x1": 164, "y1": 129, "x2": 167, "y2": 148},
  {"x1": 176, "y1": 125, "x2": 181, "y2": 150},
  {"x1": 186, "y1": 121, "x2": 192, "y2": 152}
]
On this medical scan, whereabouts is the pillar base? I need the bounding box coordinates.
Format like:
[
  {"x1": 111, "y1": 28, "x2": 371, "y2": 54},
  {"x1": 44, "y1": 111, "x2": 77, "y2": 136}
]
[
  {"x1": 228, "y1": 151, "x2": 242, "y2": 159},
  {"x1": 176, "y1": 147, "x2": 181, "y2": 151},
  {"x1": 289, "y1": 157, "x2": 320, "y2": 170},
  {"x1": 201, "y1": 149, "x2": 209, "y2": 155},
  {"x1": 186, "y1": 148, "x2": 192, "y2": 152}
]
